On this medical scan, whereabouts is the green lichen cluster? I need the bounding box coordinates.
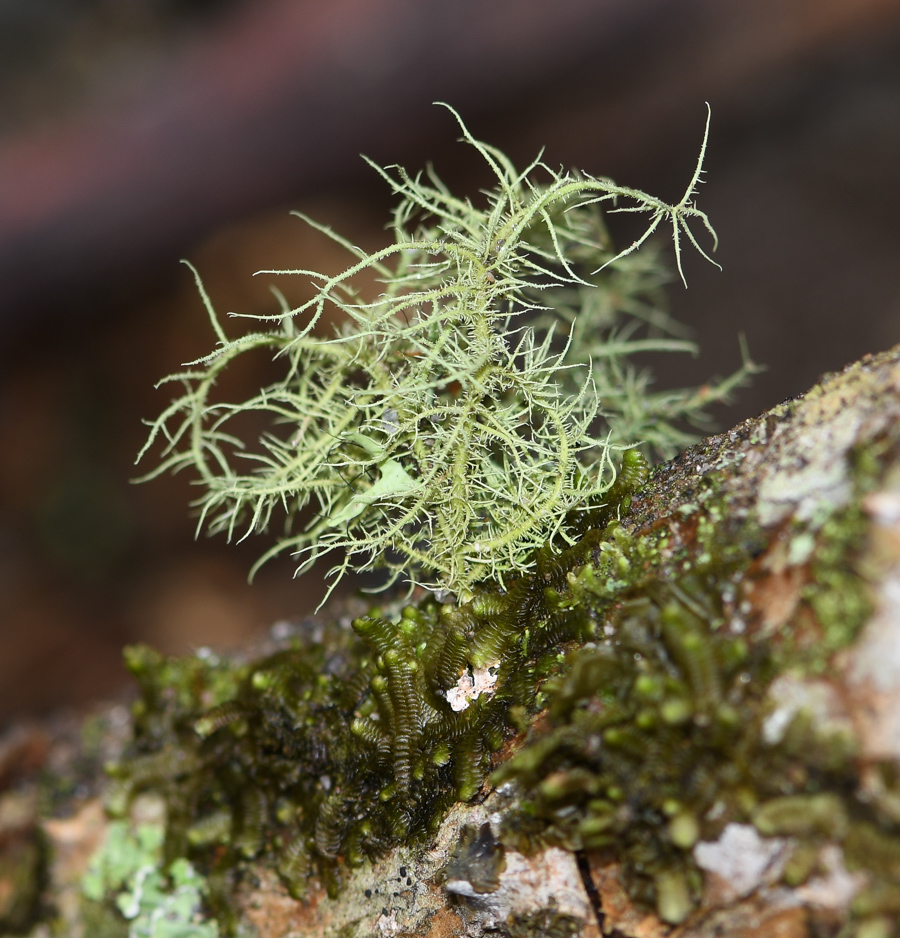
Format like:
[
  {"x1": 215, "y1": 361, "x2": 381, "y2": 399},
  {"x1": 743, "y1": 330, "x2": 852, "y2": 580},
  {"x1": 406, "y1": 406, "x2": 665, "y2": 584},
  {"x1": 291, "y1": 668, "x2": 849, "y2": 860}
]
[
  {"x1": 137, "y1": 107, "x2": 752, "y2": 603},
  {"x1": 83, "y1": 818, "x2": 218, "y2": 938}
]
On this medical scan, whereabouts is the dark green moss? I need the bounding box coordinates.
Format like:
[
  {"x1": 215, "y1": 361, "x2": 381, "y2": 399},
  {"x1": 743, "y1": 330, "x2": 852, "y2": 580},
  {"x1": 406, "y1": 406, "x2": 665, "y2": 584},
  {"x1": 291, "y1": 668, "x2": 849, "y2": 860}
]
[
  {"x1": 506, "y1": 909, "x2": 582, "y2": 938},
  {"x1": 107, "y1": 439, "x2": 900, "y2": 931},
  {"x1": 494, "y1": 565, "x2": 767, "y2": 919},
  {"x1": 492, "y1": 449, "x2": 900, "y2": 926},
  {"x1": 0, "y1": 827, "x2": 46, "y2": 935},
  {"x1": 108, "y1": 465, "x2": 649, "y2": 920},
  {"x1": 78, "y1": 899, "x2": 129, "y2": 938}
]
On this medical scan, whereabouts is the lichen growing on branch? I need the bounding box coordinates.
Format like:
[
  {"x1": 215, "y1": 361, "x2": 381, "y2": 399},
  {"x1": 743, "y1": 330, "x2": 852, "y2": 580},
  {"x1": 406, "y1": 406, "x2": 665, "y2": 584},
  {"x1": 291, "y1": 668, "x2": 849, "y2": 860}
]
[
  {"x1": 138, "y1": 105, "x2": 753, "y2": 602},
  {"x1": 102, "y1": 108, "x2": 828, "y2": 935}
]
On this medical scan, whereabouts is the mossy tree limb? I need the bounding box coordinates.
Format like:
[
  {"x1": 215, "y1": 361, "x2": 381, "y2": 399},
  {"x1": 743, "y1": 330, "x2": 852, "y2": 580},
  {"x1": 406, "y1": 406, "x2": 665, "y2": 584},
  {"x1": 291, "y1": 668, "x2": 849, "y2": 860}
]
[{"x1": 16, "y1": 344, "x2": 900, "y2": 938}]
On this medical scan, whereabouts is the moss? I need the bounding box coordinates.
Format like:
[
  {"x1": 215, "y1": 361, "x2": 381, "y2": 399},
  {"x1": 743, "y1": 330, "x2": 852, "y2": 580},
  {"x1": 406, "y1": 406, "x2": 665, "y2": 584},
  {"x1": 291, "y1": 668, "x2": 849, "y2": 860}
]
[
  {"x1": 106, "y1": 401, "x2": 900, "y2": 932},
  {"x1": 506, "y1": 908, "x2": 582, "y2": 937},
  {"x1": 494, "y1": 562, "x2": 765, "y2": 917},
  {"x1": 79, "y1": 897, "x2": 130, "y2": 938},
  {"x1": 0, "y1": 826, "x2": 45, "y2": 935},
  {"x1": 492, "y1": 442, "x2": 900, "y2": 926},
  {"x1": 794, "y1": 501, "x2": 871, "y2": 669},
  {"x1": 104, "y1": 467, "x2": 648, "y2": 920}
]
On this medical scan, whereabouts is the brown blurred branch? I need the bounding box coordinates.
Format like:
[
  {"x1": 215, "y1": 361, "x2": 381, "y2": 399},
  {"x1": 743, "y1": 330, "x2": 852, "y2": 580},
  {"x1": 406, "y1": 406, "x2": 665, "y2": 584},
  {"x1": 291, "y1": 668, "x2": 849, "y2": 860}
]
[{"x1": 1, "y1": 0, "x2": 898, "y2": 341}]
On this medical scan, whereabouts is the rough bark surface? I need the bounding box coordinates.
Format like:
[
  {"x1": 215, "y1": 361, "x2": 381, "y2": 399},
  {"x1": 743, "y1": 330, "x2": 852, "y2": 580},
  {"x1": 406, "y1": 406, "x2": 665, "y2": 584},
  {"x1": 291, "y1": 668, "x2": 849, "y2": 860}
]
[{"x1": 6, "y1": 344, "x2": 900, "y2": 937}]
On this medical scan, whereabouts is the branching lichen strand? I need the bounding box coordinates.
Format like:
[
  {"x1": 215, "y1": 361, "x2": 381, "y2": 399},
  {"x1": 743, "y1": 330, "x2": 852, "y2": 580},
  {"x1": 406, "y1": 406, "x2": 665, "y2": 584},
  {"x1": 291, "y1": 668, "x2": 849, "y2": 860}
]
[{"x1": 137, "y1": 107, "x2": 753, "y2": 603}]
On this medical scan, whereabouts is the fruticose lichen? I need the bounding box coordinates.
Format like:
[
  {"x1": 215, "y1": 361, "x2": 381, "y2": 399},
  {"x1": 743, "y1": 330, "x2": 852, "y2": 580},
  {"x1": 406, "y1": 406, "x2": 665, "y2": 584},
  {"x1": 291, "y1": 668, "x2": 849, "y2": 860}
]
[{"x1": 137, "y1": 106, "x2": 752, "y2": 603}]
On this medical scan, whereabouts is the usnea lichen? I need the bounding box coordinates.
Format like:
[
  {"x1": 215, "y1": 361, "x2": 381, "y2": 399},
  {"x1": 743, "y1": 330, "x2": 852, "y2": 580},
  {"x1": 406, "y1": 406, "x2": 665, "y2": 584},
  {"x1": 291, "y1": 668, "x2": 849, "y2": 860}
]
[{"x1": 137, "y1": 105, "x2": 751, "y2": 603}]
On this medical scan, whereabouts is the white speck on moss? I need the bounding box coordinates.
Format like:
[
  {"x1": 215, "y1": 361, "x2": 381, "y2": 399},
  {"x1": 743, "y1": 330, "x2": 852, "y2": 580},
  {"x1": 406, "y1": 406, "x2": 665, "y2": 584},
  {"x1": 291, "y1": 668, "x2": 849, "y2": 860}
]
[{"x1": 444, "y1": 666, "x2": 498, "y2": 712}]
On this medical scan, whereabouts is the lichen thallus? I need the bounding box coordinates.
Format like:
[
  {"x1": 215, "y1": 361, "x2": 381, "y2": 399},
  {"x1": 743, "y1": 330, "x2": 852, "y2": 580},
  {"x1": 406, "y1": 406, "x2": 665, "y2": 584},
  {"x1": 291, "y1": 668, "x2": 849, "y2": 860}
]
[{"x1": 137, "y1": 103, "x2": 751, "y2": 605}]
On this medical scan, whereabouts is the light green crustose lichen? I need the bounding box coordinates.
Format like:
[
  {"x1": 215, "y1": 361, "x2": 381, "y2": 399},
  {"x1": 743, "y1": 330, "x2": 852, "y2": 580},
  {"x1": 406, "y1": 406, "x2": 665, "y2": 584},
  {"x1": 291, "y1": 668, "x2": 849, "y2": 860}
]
[
  {"x1": 83, "y1": 819, "x2": 218, "y2": 938},
  {"x1": 137, "y1": 105, "x2": 752, "y2": 604}
]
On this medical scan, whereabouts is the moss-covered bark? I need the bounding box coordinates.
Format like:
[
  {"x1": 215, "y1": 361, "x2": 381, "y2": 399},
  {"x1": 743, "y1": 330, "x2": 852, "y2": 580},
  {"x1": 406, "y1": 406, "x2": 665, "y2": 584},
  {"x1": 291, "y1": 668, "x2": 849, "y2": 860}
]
[{"x1": 10, "y1": 345, "x2": 900, "y2": 938}]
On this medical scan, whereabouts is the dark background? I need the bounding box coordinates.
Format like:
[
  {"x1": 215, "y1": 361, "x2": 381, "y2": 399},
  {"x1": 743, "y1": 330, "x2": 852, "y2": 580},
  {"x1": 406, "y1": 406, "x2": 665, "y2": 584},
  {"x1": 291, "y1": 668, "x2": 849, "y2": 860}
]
[{"x1": 2, "y1": 0, "x2": 899, "y2": 726}]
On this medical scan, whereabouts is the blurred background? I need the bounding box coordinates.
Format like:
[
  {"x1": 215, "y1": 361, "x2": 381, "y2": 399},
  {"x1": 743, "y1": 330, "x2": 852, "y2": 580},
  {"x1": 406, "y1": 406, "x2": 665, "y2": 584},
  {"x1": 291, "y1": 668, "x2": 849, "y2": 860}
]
[{"x1": 1, "y1": 0, "x2": 899, "y2": 726}]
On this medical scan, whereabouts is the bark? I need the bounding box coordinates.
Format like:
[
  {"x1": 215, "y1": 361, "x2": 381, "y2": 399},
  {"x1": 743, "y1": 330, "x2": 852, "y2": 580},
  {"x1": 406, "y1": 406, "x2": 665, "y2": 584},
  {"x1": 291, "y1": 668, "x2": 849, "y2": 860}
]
[{"x1": 6, "y1": 344, "x2": 900, "y2": 937}]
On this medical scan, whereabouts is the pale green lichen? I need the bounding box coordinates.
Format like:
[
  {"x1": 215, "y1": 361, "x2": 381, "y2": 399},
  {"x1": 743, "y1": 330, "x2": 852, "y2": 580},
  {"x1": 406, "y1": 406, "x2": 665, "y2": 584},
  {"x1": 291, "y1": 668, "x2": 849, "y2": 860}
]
[
  {"x1": 137, "y1": 105, "x2": 751, "y2": 603},
  {"x1": 83, "y1": 819, "x2": 218, "y2": 938},
  {"x1": 83, "y1": 819, "x2": 164, "y2": 905}
]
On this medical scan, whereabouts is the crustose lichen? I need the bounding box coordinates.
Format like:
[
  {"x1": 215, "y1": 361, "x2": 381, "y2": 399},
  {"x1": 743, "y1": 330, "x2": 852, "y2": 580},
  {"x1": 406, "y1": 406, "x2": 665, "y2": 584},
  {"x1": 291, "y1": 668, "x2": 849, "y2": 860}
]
[{"x1": 137, "y1": 105, "x2": 752, "y2": 603}]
